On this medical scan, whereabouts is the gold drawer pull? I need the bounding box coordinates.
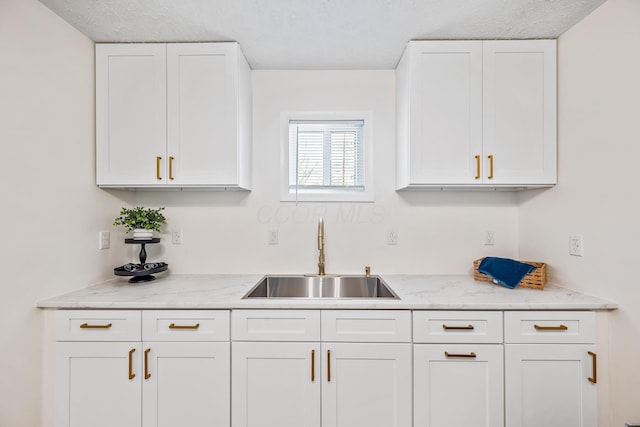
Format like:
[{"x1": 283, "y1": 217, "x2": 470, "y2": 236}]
[
  {"x1": 156, "y1": 156, "x2": 162, "y2": 180},
  {"x1": 475, "y1": 155, "x2": 481, "y2": 179},
  {"x1": 169, "y1": 156, "x2": 175, "y2": 180},
  {"x1": 311, "y1": 349, "x2": 315, "y2": 382},
  {"x1": 144, "y1": 348, "x2": 151, "y2": 379},
  {"x1": 588, "y1": 351, "x2": 597, "y2": 384},
  {"x1": 327, "y1": 350, "x2": 331, "y2": 383},
  {"x1": 488, "y1": 155, "x2": 494, "y2": 179},
  {"x1": 80, "y1": 322, "x2": 112, "y2": 329},
  {"x1": 442, "y1": 324, "x2": 475, "y2": 331},
  {"x1": 534, "y1": 324, "x2": 568, "y2": 331},
  {"x1": 128, "y1": 348, "x2": 136, "y2": 380},
  {"x1": 168, "y1": 323, "x2": 200, "y2": 330},
  {"x1": 445, "y1": 351, "x2": 477, "y2": 359}
]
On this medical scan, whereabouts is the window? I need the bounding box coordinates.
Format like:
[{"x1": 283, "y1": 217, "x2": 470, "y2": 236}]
[{"x1": 281, "y1": 112, "x2": 373, "y2": 202}]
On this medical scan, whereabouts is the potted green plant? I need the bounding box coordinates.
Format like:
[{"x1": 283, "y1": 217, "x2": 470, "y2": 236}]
[{"x1": 113, "y1": 206, "x2": 166, "y2": 239}]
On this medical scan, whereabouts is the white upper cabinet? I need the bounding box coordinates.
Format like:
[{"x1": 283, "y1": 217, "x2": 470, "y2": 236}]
[
  {"x1": 96, "y1": 42, "x2": 251, "y2": 190},
  {"x1": 396, "y1": 40, "x2": 557, "y2": 190}
]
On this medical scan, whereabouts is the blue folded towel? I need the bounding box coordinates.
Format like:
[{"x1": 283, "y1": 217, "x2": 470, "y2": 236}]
[{"x1": 478, "y1": 257, "x2": 536, "y2": 289}]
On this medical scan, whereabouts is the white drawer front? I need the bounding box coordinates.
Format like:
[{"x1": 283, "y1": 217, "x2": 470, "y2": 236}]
[
  {"x1": 142, "y1": 310, "x2": 230, "y2": 341},
  {"x1": 232, "y1": 310, "x2": 320, "y2": 341},
  {"x1": 321, "y1": 310, "x2": 411, "y2": 342},
  {"x1": 55, "y1": 310, "x2": 141, "y2": 342},
  {"x1": 413, "y1": 311, "x2": 503, "y2": 343},
  {"x1": 504, "y1": 311, "x2": 595, "y2": 343}
]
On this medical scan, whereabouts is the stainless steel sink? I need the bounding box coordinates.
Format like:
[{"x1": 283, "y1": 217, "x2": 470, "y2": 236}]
[{"x1": 243, "y1": 275, "x2": 399, "y2": 299}]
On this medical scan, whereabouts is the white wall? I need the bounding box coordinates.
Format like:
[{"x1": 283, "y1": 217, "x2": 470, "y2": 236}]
[
  {"x1": 0, "y1": 0, "x2": 130, "y2": 425},
  {"x1": 136, "y1": 70, "x2": 519, "y2": 275},
  {"x1": 518, "y1": 0, "x2": 640, "y2": 425}
]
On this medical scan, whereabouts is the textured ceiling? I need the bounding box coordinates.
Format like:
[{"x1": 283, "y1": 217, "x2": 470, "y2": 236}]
[{"x1": 38, "y1": 0, "x2": 607, "y2": 69}]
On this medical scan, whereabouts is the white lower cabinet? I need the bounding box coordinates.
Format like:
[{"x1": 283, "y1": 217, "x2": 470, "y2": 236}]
[
  {"x1": 231, "y1": 310, "x2": 412, "y2": 427},
  {"x1": 55, "y1": 342, "x2": 143, "y2": 427},
  {"x1": 232, "y1": 342, "x2": 320, "y2": 427},
  {"x1": 414, "y1": 344, "x2": 504, "y2": 427},
  {"x1": 54, "y1": 310, "x2": 230, "y2": 427},
  {"x1": 504, "y1": 311, "x2": 598, "y2": 427},
  {"x1": 53, "y1": 308, "x2": 600, "y2": 427}
]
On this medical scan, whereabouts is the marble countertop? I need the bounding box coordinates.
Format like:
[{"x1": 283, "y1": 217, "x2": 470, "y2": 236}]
[{"x1": 36, "y1": 273, "x2": 617, "y2": 310}]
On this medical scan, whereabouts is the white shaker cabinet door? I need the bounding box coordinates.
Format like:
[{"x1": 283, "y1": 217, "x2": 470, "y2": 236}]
[
  {"x1": 414, "y1": 344, "x2": 504, "y2": 427},
  {"x1": 55, "y1": 342, "x2": 142, "y2": 427},
  {"x1": 321, "y1": 343, "x2": 412, "y2": 427},
  {"x1": 142, "y1": 342, "x2": 230, "y2": 427},
  {"x1": 397, "y1": 41, "x2": 483, "y2": 187},
  {"x1": 166, "y1": 43, "x2": 245, "y2": 187},
  {"x1": 505, "y1": 344, "x2": 597, "y2": 427},
  {"x1": 482, "y1": 40, "x2": 557, "y2": 185},
  {"x1": 96, "y1": 44, "x2": 167, "y2": 186},
  {"x1": 232, "y1": 342, "x2": 320, "y2": 427}
]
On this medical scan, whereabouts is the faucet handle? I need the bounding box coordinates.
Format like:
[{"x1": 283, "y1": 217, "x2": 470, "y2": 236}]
[{"x1": 365, "y1": 266, "x2": 371, "y2": 277}]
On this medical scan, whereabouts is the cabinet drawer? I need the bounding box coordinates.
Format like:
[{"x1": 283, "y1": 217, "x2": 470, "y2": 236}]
[
  {"x1": 55, "y1": 310, "x2": 141, "y2": 341},
  {"x1": 413, "y1": 311, "x2": 503, "y2": 343},
  {"x1": 321, "y1": 310, "x2": 411, "y2": 342},
  {"x1": 504, "y1": 311, "x2": 595, "y2": 343},
  {"x1": 142, "y1": 310, "x2": 230, "y2": 341},
  {"x1": 232, "y1": 310, "x2": 320, "y2": 341}
]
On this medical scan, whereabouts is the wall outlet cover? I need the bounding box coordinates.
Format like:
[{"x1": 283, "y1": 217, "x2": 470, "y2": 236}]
[{"x1": 569, "y1": 235, "x2": 584, "y2": 256}]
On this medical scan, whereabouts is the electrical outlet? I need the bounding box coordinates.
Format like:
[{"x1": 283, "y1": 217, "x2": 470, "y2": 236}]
[
  {"x1": 99, "y1": 231, "x2": 110, "y2": 250},
  {"x1": 268, "y1": 229, "x2": 279, "y2": 245},
  {"x1": 484, "y1": 230, "x2": 495, "y2": 246},
  {"x1": 569, "y1": 235, "x2": 584, "y2": 256},
  {"x1": 387, "y1": 231, "x2": 398, "y2": 245},
  {"x1": 172, "y1": 229, "x2": 183, "y2": 245}
]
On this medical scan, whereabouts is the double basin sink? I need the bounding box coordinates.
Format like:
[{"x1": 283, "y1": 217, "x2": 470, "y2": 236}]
[{"x1": 243, "y1": 275, "x2": 399, "y2": 299}]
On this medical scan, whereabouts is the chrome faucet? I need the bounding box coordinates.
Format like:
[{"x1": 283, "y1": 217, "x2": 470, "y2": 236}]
[{"x1": 317, "y1": 217, "x2": 325, "y2": 276}]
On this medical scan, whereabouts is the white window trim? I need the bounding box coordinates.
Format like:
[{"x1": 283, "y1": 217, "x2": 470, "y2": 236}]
[{"x1": 280, "y1": 111, "x2": 374, "y2": 202}]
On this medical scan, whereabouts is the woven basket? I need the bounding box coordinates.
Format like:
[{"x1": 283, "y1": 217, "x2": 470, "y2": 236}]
[{"x1": 473, "y1": 258, "x2": 547, "y2": 290}]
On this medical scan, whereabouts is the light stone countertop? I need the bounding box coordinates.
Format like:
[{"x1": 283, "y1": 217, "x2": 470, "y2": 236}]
[{"x1": 36, "y1": 273, "x2": 617, "y2": 310}]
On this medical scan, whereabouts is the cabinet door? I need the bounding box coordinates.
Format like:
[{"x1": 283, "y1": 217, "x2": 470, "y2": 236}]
[
  {"x1": 322, "y1": 343, "x2": 412, "y2": 427},
  {"x1": 167, "y1": 43, "x2": 240, "y2": 186},
  {"x1": 401, "y1": 41, "x2": 483, "y2": 186},
  {"x1": 142, "y1": 342, "x2": 230, "y2": 427},
  {"x1": 55, "y1": 342, "x2": 142, "y2": 427},
  {"x1": 505, "y1": 344, "x2": 597, "y2": 427},
  {"x1": 96, "y1": 44, "x2": 167, "y2": 186},
  {"x1": 483, "y1": 40, "x2": 557, "y2": 185},
  {"x1": 414, "y1": 344, "x2": 504, "y2": 427},
  {"x1": 232, "y1": 342, "x2": 320, "y2": 427}
]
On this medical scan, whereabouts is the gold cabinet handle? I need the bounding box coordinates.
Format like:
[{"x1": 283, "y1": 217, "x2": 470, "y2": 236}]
[
  {"x1": 588, "y1": 351, "x2": 597, "y2": 384},
  {"x1": 128, "y1": 348, "x2": 136, "y2": 380},
  {"x1": 156, "y1": 156, "x2": 162, "y2": 180},
  {"x1": 169, "y1": 156, "x2": 175, "y2": 180},
  {"x1": 444, "y1": 351, "x2": 477, "y2": 359},
  {"x1": 169, "y1": 323, "x2": 200, "y2": 330},
  {"x1": 80, "y1": 322, "x2": 112, "y2": 329},
  {"x1": 534, "y1": 324, "x2": 568, "y2": 331},
  {"x1": 144, "y1": 348, "x2": 151, "y2": 379},
  {"x1": 488, "y1": 155, "x2": 494, "y2": 179},
  {"x1": 475, "y1": 155, "x2": 481, "y2": 179},
  {"x1": 442, "y1": 324, "x2": 475, "y2": 331},
  {"x1": 327, "y1": 350, "x2": 331, "y2": 383},
  {"x1": 311, "y1": 349, "x2": 315, "y2": 382}
]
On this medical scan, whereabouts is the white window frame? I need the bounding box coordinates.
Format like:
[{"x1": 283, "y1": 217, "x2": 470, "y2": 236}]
[{"x1": 280, "y1": 111, "x2": 374, "y2": 202}]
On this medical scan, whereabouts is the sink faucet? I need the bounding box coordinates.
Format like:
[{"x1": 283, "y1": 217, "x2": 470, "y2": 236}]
[{"x1": 317, "y1": 217, "x2": 325, "y2": 275}]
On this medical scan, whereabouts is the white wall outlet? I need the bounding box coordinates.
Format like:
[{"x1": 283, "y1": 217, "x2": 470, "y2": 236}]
[
  {"x1": 99, "y1": 231, "x2": 110, "y2": 250},
  {"x1": 268, "y1": 229, "x2": 279, "y2": 245},
  {"x1": 172, "y1": 229, "x2": 183, "y2": 245},
  {"x1": 484, "y1": 230, "x2": 495, "y2": 246},
  {"x1": 569, "y1": 235, "x2": 584, "y2": 256},
  {"x1": 387, "y1": 230, "x2": 398, "y2": 245}
]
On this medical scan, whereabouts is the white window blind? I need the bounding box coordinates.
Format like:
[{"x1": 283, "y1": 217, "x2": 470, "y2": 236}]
[{"x1": 289, "y1": 120, "x2": 365, "y2": 193}]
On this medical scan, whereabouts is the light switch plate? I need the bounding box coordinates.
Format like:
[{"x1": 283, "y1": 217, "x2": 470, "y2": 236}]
[
  {"x1": 99, "y1": 231, "x2": 110, "y2": 250},
  {"x1": 569, "y1": 235, "x2": 584, "y2": 256}
]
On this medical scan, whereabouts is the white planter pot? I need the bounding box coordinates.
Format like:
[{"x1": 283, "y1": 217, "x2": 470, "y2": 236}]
[{"x1": 132, "y1": 229, "x2": 154, "y2": 240}]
